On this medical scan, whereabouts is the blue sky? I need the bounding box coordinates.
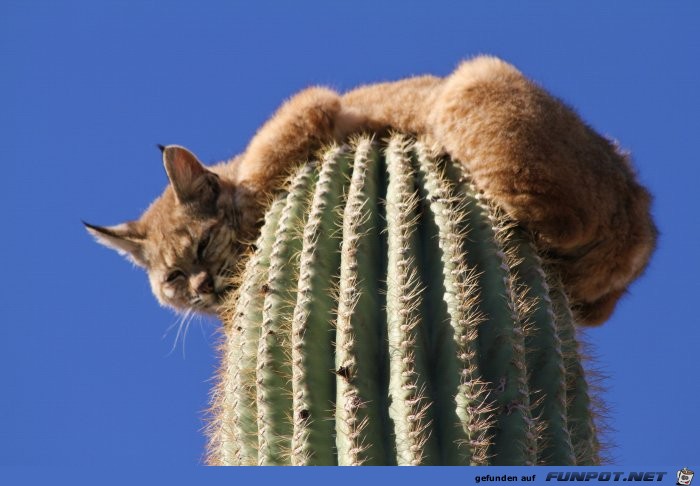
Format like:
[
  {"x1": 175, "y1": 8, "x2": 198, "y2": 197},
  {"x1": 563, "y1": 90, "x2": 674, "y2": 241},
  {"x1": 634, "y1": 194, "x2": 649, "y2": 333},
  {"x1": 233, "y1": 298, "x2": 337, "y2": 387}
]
[{"x1": 2, "y1": 0, "x2": 698, "y2": 470}]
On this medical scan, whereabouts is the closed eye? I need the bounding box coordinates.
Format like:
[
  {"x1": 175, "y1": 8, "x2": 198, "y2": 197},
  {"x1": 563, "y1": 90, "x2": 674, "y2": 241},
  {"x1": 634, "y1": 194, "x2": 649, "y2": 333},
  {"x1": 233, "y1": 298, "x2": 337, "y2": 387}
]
[{"x1": 166, "y1": 269, "x2": 186, "y2": 283}]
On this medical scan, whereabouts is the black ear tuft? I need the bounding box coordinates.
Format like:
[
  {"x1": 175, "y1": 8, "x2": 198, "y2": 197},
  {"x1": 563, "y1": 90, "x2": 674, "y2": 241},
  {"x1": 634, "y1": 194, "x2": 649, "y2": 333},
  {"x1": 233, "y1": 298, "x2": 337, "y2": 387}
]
[
  {"x1": 157, "y1": 144, "x2": 166, "y2": 153},
  {"x1": 83, "y1": 220, "x2": 121, "y2": 238},
  {"x1": 84, "y1": 220, "x2": 148, "y2": 267}
]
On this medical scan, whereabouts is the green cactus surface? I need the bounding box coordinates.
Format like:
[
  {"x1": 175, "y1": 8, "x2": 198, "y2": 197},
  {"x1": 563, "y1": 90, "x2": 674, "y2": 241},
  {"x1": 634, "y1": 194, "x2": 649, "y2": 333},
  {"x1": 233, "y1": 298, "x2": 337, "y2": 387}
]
[{"x1": 207, "y1": 134, "x2": 601, "y2": 466}]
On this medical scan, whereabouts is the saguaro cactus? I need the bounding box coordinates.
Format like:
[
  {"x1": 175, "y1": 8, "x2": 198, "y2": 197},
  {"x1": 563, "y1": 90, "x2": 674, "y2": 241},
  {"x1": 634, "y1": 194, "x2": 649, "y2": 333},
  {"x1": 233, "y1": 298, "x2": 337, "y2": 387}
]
[{"x1": 206, "y1": 134, "x2": 602, "y2": 466}]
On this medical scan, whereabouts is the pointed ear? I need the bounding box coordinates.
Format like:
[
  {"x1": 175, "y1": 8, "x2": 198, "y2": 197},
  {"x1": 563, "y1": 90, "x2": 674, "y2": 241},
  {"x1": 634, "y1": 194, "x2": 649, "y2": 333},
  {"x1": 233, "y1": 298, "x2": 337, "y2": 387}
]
[
  {"x1": 162, "y1": 145, "x2": 220, "y2": 209},
  {"x1": 83, "y1": 221, "x2": 147, "y2": 267}
]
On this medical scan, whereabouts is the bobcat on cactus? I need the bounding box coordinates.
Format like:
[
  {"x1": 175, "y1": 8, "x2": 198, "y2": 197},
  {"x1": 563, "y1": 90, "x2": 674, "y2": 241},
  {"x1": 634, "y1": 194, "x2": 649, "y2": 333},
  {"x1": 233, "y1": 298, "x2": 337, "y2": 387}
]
[{"x1": 85, "y1": 56, "x2": 656, "y2": 325}]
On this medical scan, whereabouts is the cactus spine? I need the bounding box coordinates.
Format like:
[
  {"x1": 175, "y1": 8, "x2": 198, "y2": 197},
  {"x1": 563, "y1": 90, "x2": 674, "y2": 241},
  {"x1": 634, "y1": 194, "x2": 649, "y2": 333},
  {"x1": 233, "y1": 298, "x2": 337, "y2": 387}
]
[{"x1": 207, "y1": 134, "x2": 602, "y2": 466}]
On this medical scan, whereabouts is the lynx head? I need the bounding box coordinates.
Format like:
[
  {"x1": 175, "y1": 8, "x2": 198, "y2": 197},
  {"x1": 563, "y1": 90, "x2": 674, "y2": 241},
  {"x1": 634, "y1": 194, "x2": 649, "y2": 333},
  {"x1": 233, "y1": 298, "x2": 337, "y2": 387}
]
[{"x1": 85, "y1": 145, "x2": 245, "y2": 315}]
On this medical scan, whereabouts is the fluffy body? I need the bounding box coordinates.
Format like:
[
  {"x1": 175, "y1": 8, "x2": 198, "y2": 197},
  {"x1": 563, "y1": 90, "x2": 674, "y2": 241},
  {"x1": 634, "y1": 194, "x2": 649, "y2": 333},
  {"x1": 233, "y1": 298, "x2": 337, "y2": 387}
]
[{"x1": 86, "y1": 56, "x2": 656, "y2": 325}]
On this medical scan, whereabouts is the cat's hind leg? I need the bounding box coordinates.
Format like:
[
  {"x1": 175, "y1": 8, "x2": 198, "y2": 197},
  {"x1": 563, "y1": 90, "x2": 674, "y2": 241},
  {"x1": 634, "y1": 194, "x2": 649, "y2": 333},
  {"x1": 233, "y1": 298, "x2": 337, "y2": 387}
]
[
  {"x1": 428, "y1": 56, "x2": 602, "y2": 250},
  {"x1": 428, "y1": 56, "x2": 656, "y2": 324}
]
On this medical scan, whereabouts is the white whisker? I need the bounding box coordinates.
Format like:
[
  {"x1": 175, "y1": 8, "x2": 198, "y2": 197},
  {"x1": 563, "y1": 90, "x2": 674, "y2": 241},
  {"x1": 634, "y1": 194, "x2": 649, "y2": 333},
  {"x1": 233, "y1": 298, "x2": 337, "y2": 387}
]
[
  {"x1": 162, "y1": 317, "x2": 181, "y2": 340},
  {"x1": 180, "y1": 311, "x2": 197, "y2": 359},
  {"x1": 165, "y1": 308, "x2": 192, "y2": 357}
]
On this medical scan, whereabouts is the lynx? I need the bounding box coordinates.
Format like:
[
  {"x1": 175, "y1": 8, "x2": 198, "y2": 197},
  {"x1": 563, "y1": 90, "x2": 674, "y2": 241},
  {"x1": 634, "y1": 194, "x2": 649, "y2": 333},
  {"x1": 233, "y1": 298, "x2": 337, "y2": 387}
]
[{"x1": 85, "y1": 56, "x2": 656, "y2": 325}]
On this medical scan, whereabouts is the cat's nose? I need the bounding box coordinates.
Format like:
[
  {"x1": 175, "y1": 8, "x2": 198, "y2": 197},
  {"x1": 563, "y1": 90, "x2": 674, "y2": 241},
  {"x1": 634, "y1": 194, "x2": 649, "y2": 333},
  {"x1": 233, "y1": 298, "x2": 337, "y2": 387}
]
[{"x1": 191, "y1": 271, "x2": 215, "y2": 295}]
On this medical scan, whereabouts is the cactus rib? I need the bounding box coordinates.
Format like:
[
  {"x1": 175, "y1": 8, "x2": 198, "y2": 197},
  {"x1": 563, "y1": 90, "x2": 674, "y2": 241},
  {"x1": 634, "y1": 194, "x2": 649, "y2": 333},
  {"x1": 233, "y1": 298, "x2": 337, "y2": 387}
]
[
  {"x1": 290, "y1": 147, "x2": 352, "y2": 465},
  {"x1": 444, "y1": 160, "x2": 536, "y2": 465},
  {"x1": 502, "y1": 229, "x2": 576, "y2": 465},
  {"x1": 413, "y1": 142, "x2": 492, "y2": 465},
  {"x1": 228, "y1": 196, "x2": 287, "y2": 465},
  {"x1": 549, "y1": 279, "x2": 601, "y2": 465},
  {"x1": 335, "y1": 137, "x2": 393, "y2": 465},
  {"x1": 384, "y1": 136, "x2": 439, "y2": 465},
  {"x1": 257, "y1": 164, "x2": 317, "y2": 465}
]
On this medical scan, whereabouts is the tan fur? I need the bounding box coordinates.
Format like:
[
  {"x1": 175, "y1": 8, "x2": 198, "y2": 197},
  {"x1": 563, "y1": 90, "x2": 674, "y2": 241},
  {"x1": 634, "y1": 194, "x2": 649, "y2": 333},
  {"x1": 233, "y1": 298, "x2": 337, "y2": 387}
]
[{"x1": 86, "y1": 56, "x2": 656, "y2": 325}]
